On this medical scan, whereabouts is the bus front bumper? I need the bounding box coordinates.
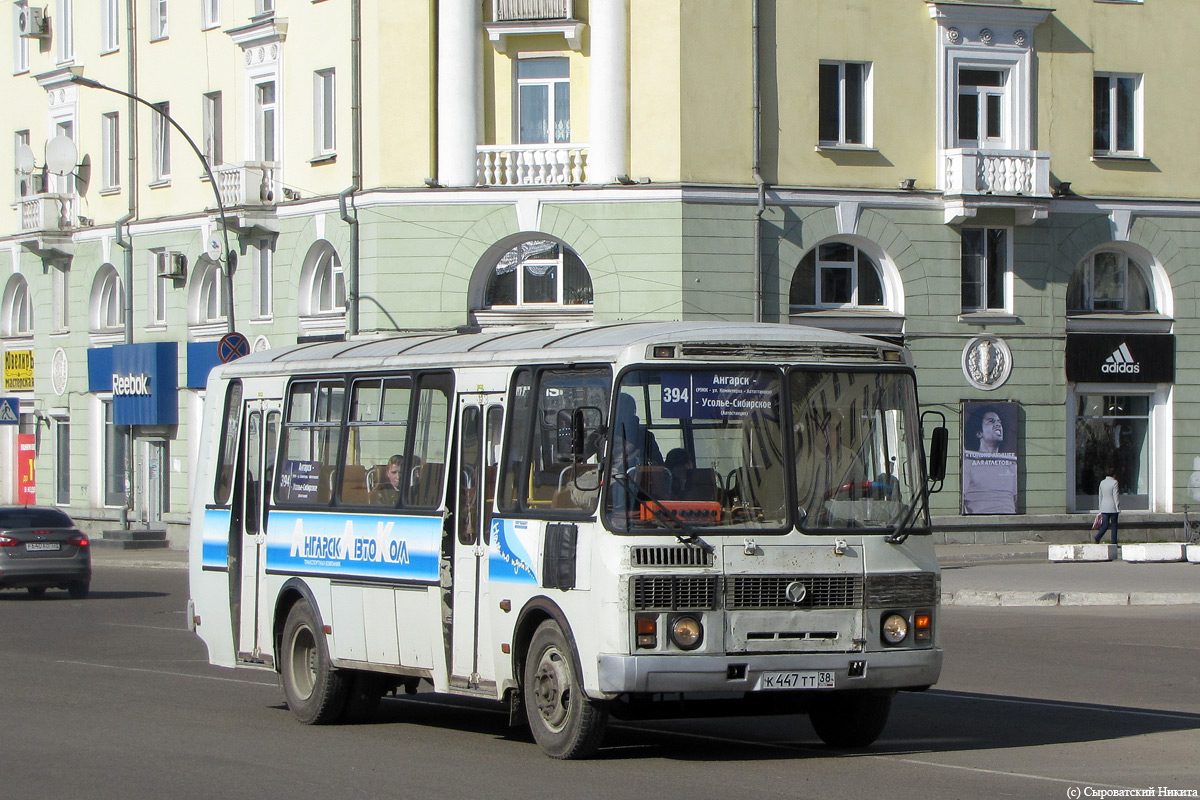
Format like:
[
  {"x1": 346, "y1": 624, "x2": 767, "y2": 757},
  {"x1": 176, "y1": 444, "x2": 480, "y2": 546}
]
[{"x1": 596, "y1": 647, "x2": 943, "y2": 695}]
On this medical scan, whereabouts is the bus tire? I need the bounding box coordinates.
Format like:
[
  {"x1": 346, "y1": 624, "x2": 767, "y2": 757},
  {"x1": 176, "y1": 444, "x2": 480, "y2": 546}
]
[
  {"x1": 340, "y1": 671, "x2": 386, "y2": 724},
  {"x1": 523, "y1": 620, "x2": 608, "y2": 759},
  {"x1": 808, "y1": 691, "x2": 893, "y2": 749},
  {"x1": 280, "y1": 600, "x2": 348, "y2": 725}
]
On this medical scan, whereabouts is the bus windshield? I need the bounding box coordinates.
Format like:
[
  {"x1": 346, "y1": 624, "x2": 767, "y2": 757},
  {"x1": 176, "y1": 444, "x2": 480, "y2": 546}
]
[
  {"x1": 791, "y1": 369, "x2": 925, "y2": 532},
  {"x1": 604, "y1": 367, "x2": 925, "y2": 534}
]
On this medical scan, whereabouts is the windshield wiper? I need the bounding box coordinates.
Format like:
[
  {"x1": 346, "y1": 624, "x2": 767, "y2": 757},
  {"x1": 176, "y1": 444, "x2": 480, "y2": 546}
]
[
  {"x1": 609, "y1": 471, "x2": 710, "y2": 549},
  {"x1": 884, "y1": 484, "x2": 927, "y2": 545}
]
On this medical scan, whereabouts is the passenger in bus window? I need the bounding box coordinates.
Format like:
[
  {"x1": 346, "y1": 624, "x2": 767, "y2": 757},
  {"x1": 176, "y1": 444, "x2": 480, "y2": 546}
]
[
  {"x1": 370, "y1": 454, "x2": 404, "y2": 505},
  {"x1": 665, "y1": 448, "x2": 694, "y2": 499},
  {"x1": 613, "y1": 393, "x2": 663, "y2": 470}
]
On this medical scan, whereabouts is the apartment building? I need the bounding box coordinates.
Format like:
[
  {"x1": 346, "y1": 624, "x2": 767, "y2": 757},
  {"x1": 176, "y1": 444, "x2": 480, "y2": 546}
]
[{"x1": 2, "y1": 0, "x2": 1196, "y2": 543}]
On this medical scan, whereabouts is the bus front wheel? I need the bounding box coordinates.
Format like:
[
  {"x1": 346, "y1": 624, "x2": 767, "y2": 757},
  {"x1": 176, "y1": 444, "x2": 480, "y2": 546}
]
[
  {"x1": 280, "y1": 600, "x2": 348, "y2": 725},
  {"x1": 523, "y1": 620, "x2": 608, "y2": 759},
  {"x1": 808, "y1": 691, "x2": 893, "y2": 748}
]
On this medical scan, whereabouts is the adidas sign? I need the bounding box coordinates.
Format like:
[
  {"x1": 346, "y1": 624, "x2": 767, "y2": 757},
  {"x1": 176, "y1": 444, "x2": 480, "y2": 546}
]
[{"x1": 1101, "y1": 343, "x2": 1140, "y2": 375}]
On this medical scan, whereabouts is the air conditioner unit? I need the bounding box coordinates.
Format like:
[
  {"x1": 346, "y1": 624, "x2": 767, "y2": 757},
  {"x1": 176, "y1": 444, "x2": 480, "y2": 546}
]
[
  {"x1": 158, "y1": 252, "x2": 187, "y2": 279},
  {"x1": 17, "y1": 7, "x2": 47, "y2": 39}
]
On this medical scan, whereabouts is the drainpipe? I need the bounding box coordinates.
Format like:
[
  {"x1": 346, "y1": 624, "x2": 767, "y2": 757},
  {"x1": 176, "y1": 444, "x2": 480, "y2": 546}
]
[
  {"x1": 751, "y1": 0, "x2": 766, "y2": 324},
  {"x1": 115, "y1": 0, "x2": 139, "y2": 530},
  {"x1": 340, "y1": 0, "x2": 362, "y2": 338}
]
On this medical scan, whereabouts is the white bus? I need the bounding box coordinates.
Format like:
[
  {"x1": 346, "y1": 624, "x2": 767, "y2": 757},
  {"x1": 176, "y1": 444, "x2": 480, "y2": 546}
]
[{"x1": 188, "y1": 322, "x2": 948, "y2": 759}]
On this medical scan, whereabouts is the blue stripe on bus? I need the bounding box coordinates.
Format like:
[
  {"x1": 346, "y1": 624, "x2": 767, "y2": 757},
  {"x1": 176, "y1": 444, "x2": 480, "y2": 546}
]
[
  {"x1": 265, "y1": 510, "x2": 442, "y2": 583},
  {"x1": 490, "y1": 518, "x2": 539, "y2": 585},
  {"x1": 201, "y1": 509, "x2": 231, "y2": 569}
]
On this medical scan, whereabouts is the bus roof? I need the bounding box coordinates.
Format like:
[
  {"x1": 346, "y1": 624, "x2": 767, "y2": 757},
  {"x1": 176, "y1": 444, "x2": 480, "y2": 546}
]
[{"x1": 210, "y1": 321, "x2": 906, "y2": 380}]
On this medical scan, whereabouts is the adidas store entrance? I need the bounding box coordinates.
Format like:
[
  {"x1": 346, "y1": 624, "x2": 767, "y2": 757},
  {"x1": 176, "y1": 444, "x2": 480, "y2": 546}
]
[{"x1": 1065, "y1": 333, "x2": 1175, "y2": 513}]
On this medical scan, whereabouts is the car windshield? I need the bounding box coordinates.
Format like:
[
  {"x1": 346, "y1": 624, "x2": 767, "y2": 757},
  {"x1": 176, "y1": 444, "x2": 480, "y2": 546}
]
[
  {"x1": 0, "y1": 508, "x2": 74, "y2": 529},
  {"x1": 603, "y1": 367, "x2": 926, "y2": 534},
  {"x1": 791, "y1": 370, "x2": 926, "y2": 531}
]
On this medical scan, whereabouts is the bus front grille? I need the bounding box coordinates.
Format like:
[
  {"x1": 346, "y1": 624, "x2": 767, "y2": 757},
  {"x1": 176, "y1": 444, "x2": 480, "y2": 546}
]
[
  {"x1": 865, "y1": 572, "x2": 940, "y2": 607},
  {"x1": 631, "y1": 545, "x2": 714, "y2": 568},
  {"x1": 724, "y1": 575, "x2": 864, "y2": 610},
  {"x1": 631, "y1": 575, "x2": 719, "y2": 610}
]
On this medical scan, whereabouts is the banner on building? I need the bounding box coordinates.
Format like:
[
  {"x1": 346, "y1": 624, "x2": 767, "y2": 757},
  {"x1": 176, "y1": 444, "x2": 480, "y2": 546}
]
[
  {"x1": 17, "y1": 434, "x2": 35, "y2": 505},
  {"x1": 4, "y1": 350, "x2": 33, "y2": 391},
  {"x1": 961, "y1": 400, "x2": 1019, "y2": 515}
]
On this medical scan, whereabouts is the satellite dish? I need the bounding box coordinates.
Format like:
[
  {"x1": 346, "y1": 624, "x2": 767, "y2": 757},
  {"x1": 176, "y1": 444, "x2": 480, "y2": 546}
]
[
  {"x1": 15, "y1": 144, "x2": 36, "y2": 175},
  {"x1": 45, "y1": 136, "x2": 79, "y2": 176},
  {"x1": 206, "y1": 236, "x2": 223, "y2": 261}
]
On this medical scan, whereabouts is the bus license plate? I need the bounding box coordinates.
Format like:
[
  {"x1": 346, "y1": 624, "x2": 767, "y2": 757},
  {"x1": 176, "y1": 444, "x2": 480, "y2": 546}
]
[
  {"x1": 25, "y1": 542, "x2": 60, "y2": 552},
  {"x1": 756, "y1": 670, "x2": 834, "y2": 690}
]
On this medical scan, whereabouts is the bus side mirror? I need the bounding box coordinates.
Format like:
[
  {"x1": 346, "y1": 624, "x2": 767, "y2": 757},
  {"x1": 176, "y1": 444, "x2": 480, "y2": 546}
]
[{"x1": 927, "y1": 426, "x2": 948, "y2": 484}]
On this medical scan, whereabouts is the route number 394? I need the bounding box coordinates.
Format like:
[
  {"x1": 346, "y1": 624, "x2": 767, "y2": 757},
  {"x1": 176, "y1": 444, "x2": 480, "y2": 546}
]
[{"x1": 663, "y1": 387, "x2": 689, "y2": 403}]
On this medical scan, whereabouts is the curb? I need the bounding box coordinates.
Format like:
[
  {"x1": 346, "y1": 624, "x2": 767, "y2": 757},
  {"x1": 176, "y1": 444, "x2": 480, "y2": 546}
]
[{"x1": 943, "y1": 590, "x2": 1200, "y2": 607}]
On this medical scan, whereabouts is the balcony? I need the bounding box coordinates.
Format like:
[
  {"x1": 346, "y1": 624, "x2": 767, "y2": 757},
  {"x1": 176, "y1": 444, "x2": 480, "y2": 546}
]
[
  {"x1": 215, "y1": 161, "x2": 279, "y2": 208},
  {"x1": 944, "y1": 149, "x2": 1051, "y2": 198},
  {"x1": 18, "y1": 193, "x2": 74, "y2": 234},
  {"x1": 493, "y1": 0, "x2": 573, "y2": 21},
  {"x1": 476, "y1": 144, "x2": 588, "y2": 186},
  {"x1": 486, "y1": 0, "x2": 582, "y2": 52}
]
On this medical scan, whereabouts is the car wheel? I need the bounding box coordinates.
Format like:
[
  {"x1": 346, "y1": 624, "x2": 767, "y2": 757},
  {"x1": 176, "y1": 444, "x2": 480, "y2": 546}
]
[
  {"x1": 523, "y1": 620, "x2": 608, "y2": 759},
  {"x1": 280, "y1": 600, "x2": 347, "y2": 725},
  {"x1": 26, "y1": 587, "x2": 46, "y2": 598},
  {"x1": 67, "y1": 582, "x2": 89, "y2": 600},
  {"x1": 808, "y1": 691, "x2": 893, "y2": 749}
]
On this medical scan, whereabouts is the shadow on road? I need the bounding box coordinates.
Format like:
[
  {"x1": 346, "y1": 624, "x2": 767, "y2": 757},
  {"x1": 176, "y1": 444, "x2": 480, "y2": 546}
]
[
  {"x1": 333, "y1": 685, "x2": 1200, "y2": 761},
  {"x1": 0, "y1": 590, "x2": 170, "y2": 601}
]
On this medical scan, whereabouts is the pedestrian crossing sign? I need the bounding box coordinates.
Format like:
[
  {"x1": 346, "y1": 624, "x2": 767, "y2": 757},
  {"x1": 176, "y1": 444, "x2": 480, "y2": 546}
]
[{"x1": 0, "y1": 397, "x2": 18, "y2": 424}]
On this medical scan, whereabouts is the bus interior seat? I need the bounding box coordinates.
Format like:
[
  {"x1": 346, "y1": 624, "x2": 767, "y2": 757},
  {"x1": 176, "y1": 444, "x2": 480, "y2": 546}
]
[
  {"x1": 317, "y1": 464, "x2": 336, "y2": 503},
  {"x1": 683, "y1": 467, "x2": 719, "y2": 502},
  {"x1": 629, "y1": 465, "x2": 670, "y2": 499},
  {"x1": 341, "y1": 464, "x2": 370, "y2": 505}
]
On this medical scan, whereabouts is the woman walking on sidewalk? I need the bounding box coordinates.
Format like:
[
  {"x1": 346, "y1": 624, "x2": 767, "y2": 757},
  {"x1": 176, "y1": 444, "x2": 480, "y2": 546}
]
[{"x1": 1094, "y1": 470, "x2": 1120, "y2": 545}]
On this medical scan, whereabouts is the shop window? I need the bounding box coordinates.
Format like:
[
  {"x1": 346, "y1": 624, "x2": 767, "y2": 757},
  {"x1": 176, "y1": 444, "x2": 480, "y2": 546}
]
[
  {"x1": 1067, "y1": 250, "x2": 1152, "y2": 313},
  {"x1": 1073, "y1": 393, "x2": 1150, "y2": 511}
]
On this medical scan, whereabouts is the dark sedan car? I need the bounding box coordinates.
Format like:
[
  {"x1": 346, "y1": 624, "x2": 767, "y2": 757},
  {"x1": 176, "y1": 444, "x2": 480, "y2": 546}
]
[{"x1": 0, "y1": 507, "x2": 90, "y2": 598}]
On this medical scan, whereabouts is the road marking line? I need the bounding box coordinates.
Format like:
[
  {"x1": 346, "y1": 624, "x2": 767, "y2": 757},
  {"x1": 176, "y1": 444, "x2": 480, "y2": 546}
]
[
  {"x1": 896, "y1": 759, "x2": 1137, "y2": 791},
  {"x1": 923, "y1": 689, "x2": 1200, "y2": 722},
  {"x1": 56, "y1": 659, "x2": 275, "y2": 687}
]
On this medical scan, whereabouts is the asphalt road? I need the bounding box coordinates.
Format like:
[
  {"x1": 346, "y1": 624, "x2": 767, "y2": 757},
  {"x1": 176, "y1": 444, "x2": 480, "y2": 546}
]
[{"x1": 1, "y1": 565, "x2": 1197, "y2": 800}]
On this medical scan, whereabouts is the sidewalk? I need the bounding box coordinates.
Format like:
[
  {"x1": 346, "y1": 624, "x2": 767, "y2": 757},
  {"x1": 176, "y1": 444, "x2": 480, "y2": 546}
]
[{"x1": 89, "y1": 543, "x2": 1200, "y2": 606}]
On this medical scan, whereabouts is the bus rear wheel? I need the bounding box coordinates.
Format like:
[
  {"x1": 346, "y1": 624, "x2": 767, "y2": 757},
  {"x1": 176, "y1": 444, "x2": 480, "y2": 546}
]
[
  {"x1": 523, "y1": 620, "x2": 608, "y2": 759},
  {"x1": 808, "y1": 691, "x2": 893, "y2": 748},
  {"x1": 281, "y1": 600, "x2": 348, "y2": 725}
]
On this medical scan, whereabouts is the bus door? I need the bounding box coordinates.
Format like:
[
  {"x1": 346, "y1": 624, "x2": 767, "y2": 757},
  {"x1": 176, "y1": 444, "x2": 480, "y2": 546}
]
[
  {"x1": 450, "y1": 395, "x2": 505, "y2": 690},
  {"x1": 234, "y1": 399, "x2": 281, "y2": 664}
]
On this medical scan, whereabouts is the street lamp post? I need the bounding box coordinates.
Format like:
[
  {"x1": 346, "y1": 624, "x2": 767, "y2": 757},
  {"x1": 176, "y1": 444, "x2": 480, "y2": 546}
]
[{"x1": 69, "y1": 71, "x2": 237, "y2": 334}]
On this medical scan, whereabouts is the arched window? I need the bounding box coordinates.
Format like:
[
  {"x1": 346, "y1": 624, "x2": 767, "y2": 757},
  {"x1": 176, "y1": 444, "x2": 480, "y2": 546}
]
[
  {"x1": 790, "y1": 241, "x2": 885, "y2": 309},
  {"x1": 90, "y1": 264, "x2": 126, "y2": 332},
  {"x1": 1067, "y1": 250, "x2": 1152, "y2": 313},
  {"x1": 1, "y1": 274, "x2": 32, "y2": 337},
  {"x1": 299, "y1": 242, "x2": 345, "y2": 316},
  {"x1": 192, "y1": 258, "x2": 226, "y2": 324},
  {"x1": 485, "y1": 239, "x2": 592, "y2": 309}
]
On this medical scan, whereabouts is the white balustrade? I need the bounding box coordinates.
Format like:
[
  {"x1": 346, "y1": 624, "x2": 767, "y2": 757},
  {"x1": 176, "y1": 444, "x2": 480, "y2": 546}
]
[
  {"x1": 943, "y1": 148, "x2": 1051, "y2": 197},
  {"x1": 215, "y1": 161, "x2": 279, "y2": 207},
  {"x1": 18, "y1": 193, "x2": 74, "y2": 233},
  {"x1": 476, "y1": 145, "x2": 588, "y2": 186},
  {"x1": 493, "y1": 0, "x2": 572, "y2": 21}
]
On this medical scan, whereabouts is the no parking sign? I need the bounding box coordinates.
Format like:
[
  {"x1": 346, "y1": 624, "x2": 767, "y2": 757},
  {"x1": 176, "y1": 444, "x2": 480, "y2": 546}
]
[{"x1": 218, "y1": 332, "x2": 250, "y2": 363}]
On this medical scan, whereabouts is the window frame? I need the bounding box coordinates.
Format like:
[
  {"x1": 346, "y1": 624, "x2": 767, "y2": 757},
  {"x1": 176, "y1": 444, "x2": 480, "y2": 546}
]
[
  {"x1": 1093, "y1": 72, "x2": 1143, "y2": 157},
  {"x1": 1067, "y1": 250, "x2": 1153, "y2": 314},
  {"x1": 56, "y1": 0, "x2": 74, "y2": 63},
  {"x1": 92, "y1": 265, "x2": 126, "y2": 332},
  {"x1": 252, "y1": 237, "x2": 273, "y2": 320},
  {"x1": 14, "y1": 130, "x2": 34, "y2": 200},
  {"x1": 103, "y1": 398, "x2": 127, "y2": 507},
  {"x1": 148, "y1": 249, "x2": 168, "y2": 326},
  {"x1": 55, "y1": 416, "x2": 71, "y2": 505},
  {"x1": 515, "y1": 56, "x2": 571, "y2": 145},
  {"x1": 52, "y1": 264, "x2": 69, "y2": 332},
  {"x1": 960, "y1": 227, "x2": 1012, "y2": 314},
  {"x1": 484, "y1": 238, "x2": 593, "y2": 310},
  {"x1": 956, "y1": 67, "x2": 1009, "y2": 149},
  {"x1": 202, "y1": 91, "x2": 223, "y2": 169},
  {"x1": 202, "y1": 0, "x2": 221, "y2": 29},
  {"x1": 2, "y1": 275, "x2": 33, "y2": 338},
  {"x1": 818, "y1": 60, "x2": 871, "y2": 148},
  {"x1": 150, "y1": 0, "x2": 168, "y2": 42},
  {"x1": 12, "y1": 1, "x2": 30, "y2": 74},
  {"x1": 101, "y1": 0, "x2": 120, "y2": 52},
  {"x1": 254, "y1": 80, "x2": 277, "y2": 162},
  {"x1": 313, "y1": 68, "x2": 336, "y2": 158},
  {"x1": 151, "y1": 101, "x2": 171, "y2": 183},
  {"x1": 101, "y1": 112, "x2": 120, "y2": 191}
]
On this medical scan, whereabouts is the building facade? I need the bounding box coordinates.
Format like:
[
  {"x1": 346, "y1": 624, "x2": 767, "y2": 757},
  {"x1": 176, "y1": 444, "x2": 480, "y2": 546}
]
[{"x1": 2, "y1": 0, "x2": 1197, "y2": 545}]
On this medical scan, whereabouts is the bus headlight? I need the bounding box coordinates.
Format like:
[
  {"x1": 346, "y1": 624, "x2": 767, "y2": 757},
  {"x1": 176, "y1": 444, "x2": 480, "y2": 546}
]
[
  {"x1": 669, "y1": 615, "x2": 703, "y2": 650},
  {"x1": 881, "y1": 613, "x2": 909, "y2": 645}
]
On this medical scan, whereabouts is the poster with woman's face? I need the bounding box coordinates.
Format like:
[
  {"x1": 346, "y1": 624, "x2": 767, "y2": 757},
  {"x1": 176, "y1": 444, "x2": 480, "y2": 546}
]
[{"x1": 961, "y1": 401, "x2": 1019, "y2": 515}]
